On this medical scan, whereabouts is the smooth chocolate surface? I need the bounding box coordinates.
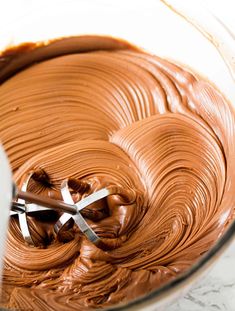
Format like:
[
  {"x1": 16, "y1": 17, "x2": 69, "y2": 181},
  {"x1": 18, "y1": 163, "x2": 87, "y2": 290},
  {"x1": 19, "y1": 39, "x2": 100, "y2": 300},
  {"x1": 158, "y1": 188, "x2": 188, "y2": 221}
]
[{"x1": 0, "y1": 36, "x2": 235, "y2": 310}]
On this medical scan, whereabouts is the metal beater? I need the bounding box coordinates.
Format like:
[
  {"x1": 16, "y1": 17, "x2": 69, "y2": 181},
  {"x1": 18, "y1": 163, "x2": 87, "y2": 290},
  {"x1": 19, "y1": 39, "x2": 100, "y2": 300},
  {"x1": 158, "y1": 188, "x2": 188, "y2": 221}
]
[{"x1": 11, "y1": 172, "x2": 136, "y2": 249}]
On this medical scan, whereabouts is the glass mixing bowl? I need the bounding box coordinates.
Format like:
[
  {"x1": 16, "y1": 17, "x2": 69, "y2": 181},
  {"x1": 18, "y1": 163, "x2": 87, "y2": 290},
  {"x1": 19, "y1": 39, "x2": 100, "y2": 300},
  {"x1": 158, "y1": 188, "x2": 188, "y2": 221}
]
[{"x1": 0, "y1": 1, "x2": 235, "y2": 310}]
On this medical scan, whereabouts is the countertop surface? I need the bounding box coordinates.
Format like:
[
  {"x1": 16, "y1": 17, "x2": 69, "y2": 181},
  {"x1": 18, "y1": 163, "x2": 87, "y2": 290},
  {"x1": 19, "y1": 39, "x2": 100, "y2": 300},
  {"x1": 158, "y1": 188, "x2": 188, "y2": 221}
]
[{"x1": 168, "y1": 240, "x2": 235, "y2": 311}]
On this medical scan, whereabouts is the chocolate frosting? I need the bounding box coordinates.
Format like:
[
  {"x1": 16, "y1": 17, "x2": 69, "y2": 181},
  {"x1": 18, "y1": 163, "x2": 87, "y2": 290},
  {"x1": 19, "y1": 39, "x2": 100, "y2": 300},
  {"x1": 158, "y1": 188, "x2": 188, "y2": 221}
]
[{"x1": 0, "y1": 36, "x2": 235, "y2": 310}]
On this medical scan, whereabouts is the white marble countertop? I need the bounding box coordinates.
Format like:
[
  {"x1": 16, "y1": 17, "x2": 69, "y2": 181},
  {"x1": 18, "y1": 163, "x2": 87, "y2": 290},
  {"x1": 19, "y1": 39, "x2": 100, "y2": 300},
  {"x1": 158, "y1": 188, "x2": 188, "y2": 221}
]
[{"x1": 168, "y1": 240, "x2": 235, "y2": 311}]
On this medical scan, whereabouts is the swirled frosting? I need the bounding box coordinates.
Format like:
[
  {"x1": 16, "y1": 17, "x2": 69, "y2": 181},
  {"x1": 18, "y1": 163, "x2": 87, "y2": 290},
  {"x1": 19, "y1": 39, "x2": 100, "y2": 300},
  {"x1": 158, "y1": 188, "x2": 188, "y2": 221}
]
[{"x1": 0, "y1": 36, "x2": 235, "y2": 310}]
